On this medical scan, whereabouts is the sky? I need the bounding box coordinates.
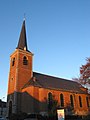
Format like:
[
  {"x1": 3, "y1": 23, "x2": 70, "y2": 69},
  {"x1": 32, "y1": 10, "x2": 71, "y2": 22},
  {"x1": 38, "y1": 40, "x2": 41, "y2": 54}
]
[{"x1": 0, "y1": 0, "x2": 90, "y2": 101}]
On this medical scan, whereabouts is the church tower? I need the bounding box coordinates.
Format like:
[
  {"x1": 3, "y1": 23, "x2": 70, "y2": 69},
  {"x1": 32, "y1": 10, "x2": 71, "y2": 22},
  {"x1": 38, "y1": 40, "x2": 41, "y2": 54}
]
[{"x1": 7, "y1": 20, "x2": 33, "y2": 116}]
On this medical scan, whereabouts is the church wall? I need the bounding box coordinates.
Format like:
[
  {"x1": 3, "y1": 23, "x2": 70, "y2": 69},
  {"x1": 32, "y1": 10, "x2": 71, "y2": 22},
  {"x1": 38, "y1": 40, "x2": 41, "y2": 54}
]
[
  {"x1": 22, "y1": 86, "x2": 90, "y2": 115},
  {"x1": 15, "y1": 50, "x2": 33, "y2": 92},
  {"x1": 73, "y1": 93, "x2": 89, "y2": 115},
  {"x1": 8, "y1": 51, "x2": 18, "y2": 95},
  {"x1": 21, "y1": 86, "x2": 42, "y2": 113},
  {"x1": 21, "y1": 86, "x2": 35, "y2": 113}
]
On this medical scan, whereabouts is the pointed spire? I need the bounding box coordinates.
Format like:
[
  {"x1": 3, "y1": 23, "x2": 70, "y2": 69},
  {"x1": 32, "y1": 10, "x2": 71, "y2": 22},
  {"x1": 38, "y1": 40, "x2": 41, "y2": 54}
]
[{"x1": 16, "y1": 20, "x2": 28, "y2": 51}]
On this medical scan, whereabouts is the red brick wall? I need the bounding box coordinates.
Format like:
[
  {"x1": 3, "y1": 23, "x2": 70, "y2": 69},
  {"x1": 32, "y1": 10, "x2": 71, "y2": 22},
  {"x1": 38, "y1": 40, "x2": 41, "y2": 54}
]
[
  {"x1": 8, "y1": 49, "x2": 33, "y2": 94},
  {"x1": 22, "y1": 86, "x2": 90, "y2": 115}
]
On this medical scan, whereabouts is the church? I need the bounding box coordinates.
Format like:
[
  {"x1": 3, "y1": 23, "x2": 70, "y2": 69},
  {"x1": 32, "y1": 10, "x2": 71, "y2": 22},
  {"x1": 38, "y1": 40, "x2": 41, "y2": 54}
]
[{"x1": 7, "y1": 20, "x2": 90, "y2": 117}]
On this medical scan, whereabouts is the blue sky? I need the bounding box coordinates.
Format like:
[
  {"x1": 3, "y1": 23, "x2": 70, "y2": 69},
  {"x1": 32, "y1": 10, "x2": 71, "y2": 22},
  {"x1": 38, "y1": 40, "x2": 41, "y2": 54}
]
[{"x1": 0, "y1": 0, "x2": 90, "y2": 101}]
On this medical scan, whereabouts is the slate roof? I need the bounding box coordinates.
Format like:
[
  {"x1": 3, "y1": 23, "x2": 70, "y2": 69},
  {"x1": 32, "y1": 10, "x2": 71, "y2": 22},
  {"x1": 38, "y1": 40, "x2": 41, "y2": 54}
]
[
  {"x1": 16, "y1": 20, "x2": 28, "y2": 51},
  {"x1": 23, "y1": 72, "x2": 88, "y2": 94}
]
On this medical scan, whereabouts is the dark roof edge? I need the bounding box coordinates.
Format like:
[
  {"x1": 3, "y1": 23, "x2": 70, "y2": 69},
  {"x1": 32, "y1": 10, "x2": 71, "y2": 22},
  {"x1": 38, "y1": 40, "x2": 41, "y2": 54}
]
[{"x1": 22, "y1": 83, "x2": 87, "y2": 94}]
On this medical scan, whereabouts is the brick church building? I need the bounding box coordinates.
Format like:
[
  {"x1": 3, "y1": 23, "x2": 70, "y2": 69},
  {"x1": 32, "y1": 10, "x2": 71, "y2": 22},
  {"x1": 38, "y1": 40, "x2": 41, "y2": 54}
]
[{"x1": 7, "y1": 20, "x2": 90, "y2": 117}]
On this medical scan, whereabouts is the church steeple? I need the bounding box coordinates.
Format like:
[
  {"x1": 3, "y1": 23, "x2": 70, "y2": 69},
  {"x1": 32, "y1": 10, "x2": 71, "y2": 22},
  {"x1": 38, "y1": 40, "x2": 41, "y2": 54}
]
[
  {"x1": 16, "y1": 20, "x2": 28, "y2": 51},
  {"x1": 7, "y1": 20, "x2": 33, "y2": 115}
]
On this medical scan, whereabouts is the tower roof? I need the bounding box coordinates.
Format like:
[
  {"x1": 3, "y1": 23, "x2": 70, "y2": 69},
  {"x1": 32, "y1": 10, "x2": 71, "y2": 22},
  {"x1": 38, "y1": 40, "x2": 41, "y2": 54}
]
[{"x1": 16, "y1": 20, "x2": 28, "y2": 51}]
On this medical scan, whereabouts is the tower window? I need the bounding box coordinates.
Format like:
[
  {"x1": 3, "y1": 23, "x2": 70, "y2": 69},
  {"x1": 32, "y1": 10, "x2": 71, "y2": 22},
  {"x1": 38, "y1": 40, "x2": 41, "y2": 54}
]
[
  {"x1": 12, "y1": 58, "x2": 15, "y2": 66},
  {"x1": 60, "y1": 93, "x2": 64, "y2": 107},
  {"x1": 23, "y1": 56, "x2": 28, "y2": 65},
  {"x1": 79, "y1": 96, "x2": 82, "y2": 107}
]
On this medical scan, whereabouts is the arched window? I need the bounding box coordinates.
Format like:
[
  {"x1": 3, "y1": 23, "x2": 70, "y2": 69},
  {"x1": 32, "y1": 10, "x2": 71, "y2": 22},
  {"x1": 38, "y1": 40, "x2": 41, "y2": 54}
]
[
  {"x1": 48, "y1": 92, "x2": 53, "y2": 110},
  {"x1": 79, "y1": 96, "x2": 82, "y2": 107},
  {"x1": 70, "y1": 95, "x2": 74, "y2": 107},
  {"x1": 86, "y1": 97, "x2": 89, "y2": 107},
  {"x1": 12, "y1": 58, "x2": 15, "y2": 66},
  {"x1": 23, "y1": 56, "x2": 28, "y2": 65},
  {"x1": 60, "y1": 93, "x2": 64, "y2": 107}
]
